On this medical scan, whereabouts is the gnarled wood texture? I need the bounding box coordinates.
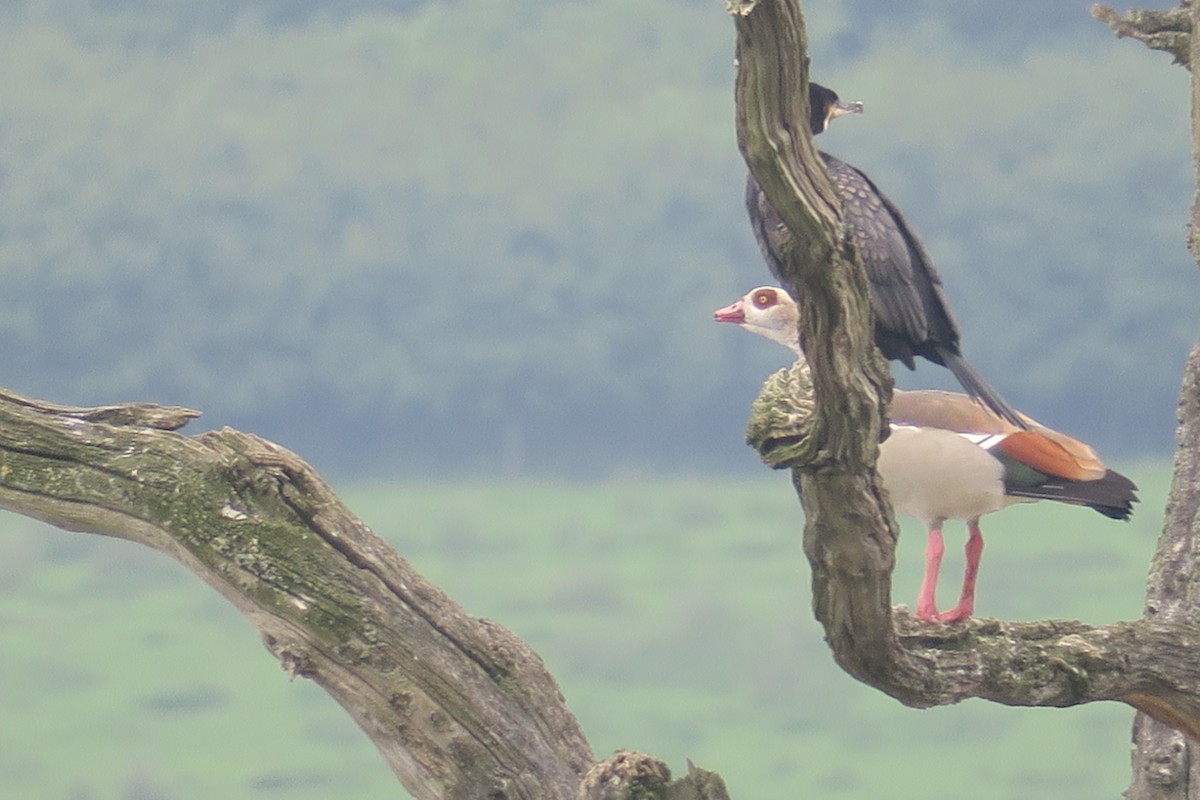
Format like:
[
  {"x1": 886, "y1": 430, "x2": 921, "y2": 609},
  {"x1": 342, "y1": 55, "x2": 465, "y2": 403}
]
[
  {"x1": 1119, "y1": 3, "x2": 1200, "y2": 797},
  {"x1": 733, "y1": 0, "x2": 1200, "y2": 748},
  {"x1": 2, "y1": 3, "x2": 1197, "y2": 800},
  {"x1": 1093, "y1": 3, "x2": 1192, "y2": 67},
  {"x1": 0, "y1": 387, "x2": 594, "y2": 800}
]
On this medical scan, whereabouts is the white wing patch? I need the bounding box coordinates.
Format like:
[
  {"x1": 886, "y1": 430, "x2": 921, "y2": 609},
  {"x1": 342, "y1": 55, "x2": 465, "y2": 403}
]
[{"x1": 889, "y1": 424, "x2": 1006, "y2": 452}]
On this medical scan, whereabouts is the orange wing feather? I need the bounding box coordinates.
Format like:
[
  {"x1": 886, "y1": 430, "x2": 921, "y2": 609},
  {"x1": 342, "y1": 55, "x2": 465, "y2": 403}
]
[
  {"x1": 893, "y1": 389, "x2": 1109, "y2": 482},
  {"x1": 994, "y1": 430, "x2": 1107, "y2": 482}
]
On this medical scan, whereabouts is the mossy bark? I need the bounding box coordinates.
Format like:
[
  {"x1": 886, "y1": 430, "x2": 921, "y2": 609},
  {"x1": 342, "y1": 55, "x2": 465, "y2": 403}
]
[
  {"x1": 734, "y1": 0, "x2": 1200, "y2": 749},
  {"x1": 1119, "y1": 2, "x2": 1200, "y2": 797},
  {"x1": 0, "y1": 387, "x2": 594, "y2": 800},
  {"x1": 1093, "y1": 3, "x2": 1192, "y2": 67},
  {"x1": 2, "y1": 2, "x2": 1198, "y2": 800}
]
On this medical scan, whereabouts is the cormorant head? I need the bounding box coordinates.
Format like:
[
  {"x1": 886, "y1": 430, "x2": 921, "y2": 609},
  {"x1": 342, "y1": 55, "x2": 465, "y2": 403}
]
[{"x1": 809, "y1": 82, "x2": 863, "y2": 135}]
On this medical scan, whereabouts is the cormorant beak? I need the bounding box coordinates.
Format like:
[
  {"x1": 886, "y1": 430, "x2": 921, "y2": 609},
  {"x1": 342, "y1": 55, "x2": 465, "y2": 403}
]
[{"x1": 830, "y1": 99, "x2": 864, "y2": 120}]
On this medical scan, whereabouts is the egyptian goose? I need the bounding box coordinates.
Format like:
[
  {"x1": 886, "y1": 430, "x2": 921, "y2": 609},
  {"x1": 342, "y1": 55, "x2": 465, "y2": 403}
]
[
  {"x1": 745, "y1": 82, "x2": 1026, "y2": 429},
  {"x1": 714, "y1": 286, "x2": 1137, "y2": 622}
]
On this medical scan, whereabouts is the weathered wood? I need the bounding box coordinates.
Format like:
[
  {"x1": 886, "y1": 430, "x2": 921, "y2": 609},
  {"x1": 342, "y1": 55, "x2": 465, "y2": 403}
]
[
  {"x1": 731, "y1": 0, "x2": 903, "y2": 695},
  {"x1": 0, "y1": 387, "x2": 594, "y2": 800},
  {"x1": 0, "y1": 384, "x2": 741, "y2": 798},
  {"x1": 732, "y1": 0, "x2": 916, "y2": 696},
  {"x1": 1124, "y1": 2, "x2": 1200, "y2": 797},
  {"x1": 1, "y1": 2, "x2": 1195, "y2": 798},
  {"x1": 749, "y1": 364, "x2": 1200, "y2": 731},
  {"x1": 1092, "y1": 3, "x2": 1192, "y2": 68},
  {"x1": 730, "y1": 0, "x2": 891, "y2": 474},
  {"x1": 576, "y1": 752, "x2": 731, "y2": 800},
  {"x1": 1126, "y1": 340, "x2": 1200, "y2": 797},
  {"x1": 734, "y1": 0, "x2": 1200, "y2": 744}
]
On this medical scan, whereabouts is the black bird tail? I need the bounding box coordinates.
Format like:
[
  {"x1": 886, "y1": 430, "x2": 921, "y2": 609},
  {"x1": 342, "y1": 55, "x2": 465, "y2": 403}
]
[
  {"x1": 937, "y1": 347, "x2": 1029, "y2": 430},
  {"x1": 1006, "y1": 469, "x2": 1139, "y2": 521}
]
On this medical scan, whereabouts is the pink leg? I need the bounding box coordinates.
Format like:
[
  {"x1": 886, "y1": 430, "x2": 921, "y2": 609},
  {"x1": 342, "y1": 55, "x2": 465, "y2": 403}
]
[
  {"x1": 938, "y1": 520, "x2": 985, "y2": 623},
  {"x1": 915, "y1": 523, "x2": 945, "y2": 621}
]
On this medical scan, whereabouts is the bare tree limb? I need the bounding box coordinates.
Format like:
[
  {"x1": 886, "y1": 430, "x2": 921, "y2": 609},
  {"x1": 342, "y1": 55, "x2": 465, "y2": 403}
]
[
  {"x1": 1126, "y1": 340, "x2": 1200, "y2": 796},
  {"x1": 730, "y1": 0, "x2": 891, "y2": 473},
  {"x1": 575, "y1": 751, "x2": 732, "y2": 800},
  {"x1": 0, "y1": 387, "x2": 595, "y2": 799},
  {"x1": 0, "y1": 381, "x2": 742, "y2": 798},
  {"x1": 734, "y1": 0, "x2": 1200, "y2": 744},
  {"x1": 1124, "y1": 2, "x2": 1200, "y2": 796},
  {"x1": 749, "y1": 365, "x2": 1200, "y2": 737},
  {"x1": 731, "y1": 0, "x2": 905, "y2": 696},
  {"x1": 1092, "y1": 3, "x2": 1193, "y2": 67},
  {"x1": 4, "y1": 3, "x2": 1193, "y2": 798}
]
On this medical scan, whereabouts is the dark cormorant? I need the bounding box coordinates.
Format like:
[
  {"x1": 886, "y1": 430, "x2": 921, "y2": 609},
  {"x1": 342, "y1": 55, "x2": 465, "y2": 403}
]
[{"x1": 746, "y1": 82, "x2": 1026, "y2": 429}]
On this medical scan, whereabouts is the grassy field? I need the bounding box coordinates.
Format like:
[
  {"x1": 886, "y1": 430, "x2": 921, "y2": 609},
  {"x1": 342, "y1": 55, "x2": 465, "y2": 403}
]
[{"x1": 0, "y1": 464, "x2": 1171, "y2": 799}]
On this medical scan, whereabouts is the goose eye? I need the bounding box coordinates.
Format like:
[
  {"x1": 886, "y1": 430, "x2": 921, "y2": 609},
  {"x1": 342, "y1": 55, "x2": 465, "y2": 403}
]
[{"x1": 754, "y1": 290, "x2": 775, "y2": 308}]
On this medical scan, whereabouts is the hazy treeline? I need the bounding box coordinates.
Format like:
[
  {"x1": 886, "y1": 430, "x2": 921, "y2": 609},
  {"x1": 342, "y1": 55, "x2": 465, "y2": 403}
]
[{"x1": 0, "y1": 0, "x2": 1194, "y2": 477}]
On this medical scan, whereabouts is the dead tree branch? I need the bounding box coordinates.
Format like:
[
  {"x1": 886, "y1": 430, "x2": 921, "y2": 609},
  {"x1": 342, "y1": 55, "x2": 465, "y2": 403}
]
[
  {"x1": 733, "y1": 0, "x2": 1200, "y2": 743},
  {"x1": 1092, "y1": 3, "x2": 1193, "y2": 67},
  {"x1": 0, "y1": 387, "x2": 595, "y2": 799},
  {"x1": 0, "y1": 381, "x2": 741, "y2": 799},
  {"x1": 4, "y1": 3, "x2": 1195, "y2": 799},
  {"x1": 1110, "y1": 2, "x2": 1200, "y2": 796}
]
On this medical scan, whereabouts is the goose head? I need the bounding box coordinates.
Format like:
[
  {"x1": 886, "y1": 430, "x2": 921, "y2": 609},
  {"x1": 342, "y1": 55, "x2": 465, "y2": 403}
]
[{"x1": 713, "y1": 286, "x2": 802, "y2": 356}]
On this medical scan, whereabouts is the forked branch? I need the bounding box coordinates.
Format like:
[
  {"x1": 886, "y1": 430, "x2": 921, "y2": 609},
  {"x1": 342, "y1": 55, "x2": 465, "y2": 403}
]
[{"x1": 732, "y1": 0, "x2": 1200, "y2": 742}]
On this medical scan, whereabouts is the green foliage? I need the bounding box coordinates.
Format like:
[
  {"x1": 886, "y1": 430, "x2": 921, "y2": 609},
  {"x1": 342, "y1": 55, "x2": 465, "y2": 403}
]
[
  {"x1": 0, "y1": 1, "x2": 1192, "y2": 475},
  {"x1": 0, "y1": 471, "x2": 1169, "y2": 798}
]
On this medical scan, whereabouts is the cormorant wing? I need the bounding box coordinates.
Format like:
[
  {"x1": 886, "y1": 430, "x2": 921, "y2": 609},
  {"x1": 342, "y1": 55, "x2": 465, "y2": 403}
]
[
  {"x1": 744, "y1": 162, "x2": 1028, "y2": 429},
  {"x1": 818, "y1": 153, "x2": 961, "y2": 369}
]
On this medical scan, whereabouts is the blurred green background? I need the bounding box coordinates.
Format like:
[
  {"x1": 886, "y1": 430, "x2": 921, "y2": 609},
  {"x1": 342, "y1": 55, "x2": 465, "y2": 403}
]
[
  {"x1": 0, "y1": 471, "x2": 1170, "y2": 799},
  {"x1": 0, "y1": 0, "x2": 1192, "y2": 798},
  {"x1": 0, "y1": 0, "x2": 1194, "y2": 477}
]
